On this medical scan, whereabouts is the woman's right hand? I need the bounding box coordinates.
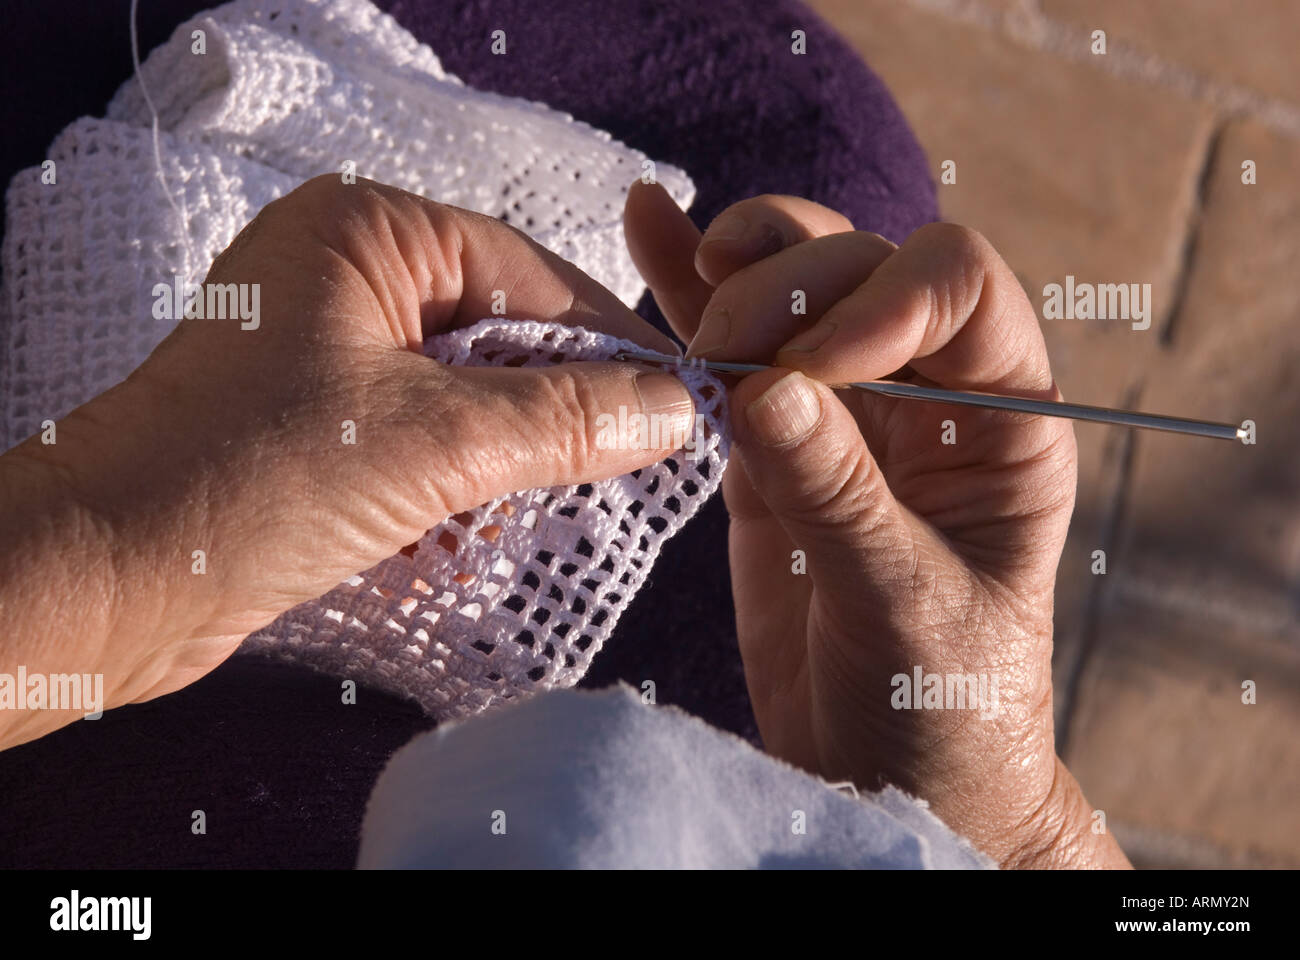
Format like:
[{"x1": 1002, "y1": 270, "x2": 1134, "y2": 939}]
[{"x1": 625, "y1": 184, "x2": 1129, "y2": 868}]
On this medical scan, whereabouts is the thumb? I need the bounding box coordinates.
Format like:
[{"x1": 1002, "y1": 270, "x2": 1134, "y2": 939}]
[
  {"x1": 399, "y1": 358, "x2": 699, "y2": 517},
  {"x1": 729, "y1": 369, "x2": 918, "y2": 598}
]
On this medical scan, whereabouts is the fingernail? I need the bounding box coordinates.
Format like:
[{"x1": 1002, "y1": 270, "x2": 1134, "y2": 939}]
[
  {"x1": 635, "y1": 372, "x2": 695, "y2": 430},
  {"x1": 782, "y1": 321, "x2": 837, "y2": 354},
  {"x1": 745, "y1": 372, "x2": 822, "y2": 446},
  {"x1": 686, "y1": 307, "x2": 730, "y2": 358},
  {"x1": 702, "y1": 212, "x2": 747, "y2": 242}
]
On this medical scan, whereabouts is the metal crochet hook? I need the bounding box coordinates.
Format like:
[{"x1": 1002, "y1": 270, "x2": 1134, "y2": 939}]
[{"x1": 613, "y1": 349, "x2": 1246, "y2": 442}]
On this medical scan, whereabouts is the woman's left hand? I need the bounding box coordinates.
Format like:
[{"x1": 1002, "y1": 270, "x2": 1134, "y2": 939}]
[{"x1": 0, "y1": 175, "x2": 692, "y2": 748}]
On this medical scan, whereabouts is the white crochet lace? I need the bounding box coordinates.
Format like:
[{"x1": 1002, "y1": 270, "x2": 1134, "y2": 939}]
[
  {"x1": 0, "y1": 0, "x2": 726, "y2": 719},
  {"x1": 244, "y1": 319, "x2": 728, "y2": 719},
  {"x1": 1, "y1": 0, "x2": 693, "y2": 452}
]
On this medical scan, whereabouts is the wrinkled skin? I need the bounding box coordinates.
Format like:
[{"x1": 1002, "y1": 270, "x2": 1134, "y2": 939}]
[
  {"x1": 0, "y1": 176, "x2": 693, "y2": 748},
  {"x1": 624, "y1": 183, "x2": 1130, "y2": 868}
]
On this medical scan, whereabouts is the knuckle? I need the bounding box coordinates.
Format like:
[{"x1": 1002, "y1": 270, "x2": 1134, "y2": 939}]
[
  {"x1": 793, "y1": 449, "x2": 918, "y2": 581},
  {"x1": 845, "y1": 229, "x2": 897, "y2": 258},
  {"x1": 285, "y1": 175, "x2": 404, "y2": 239},
  {"x1": 748, "y1": 192, "x2": 790, "y2": 211},
  {"x1": 297, "y1": 171, "x2": 348, "y2": 197},
  {"x1": 794, "y1": 445, "x2": 890, "y2": 532},
  {"x1": 911, "y1": 223, "x2": 1000, "y2": 298},
  {"x1": 1021, "y1": 423, "x2": 1079, "y2": 515},
  {"x1": 286, "y1": 173, "x2": 359, "y2": 217},
  {"x1": 912, "y1": 220, "x2": 991, "y2": 261},
  {"x1": 857, "y1": 230, "x2": 899, "y2": 255},
  {"x1": 535, "y1": 370, "x2": 597, "y2": 473},
  {"x1": 406, "y1": 374, "x2": 481, "y2": 513}
]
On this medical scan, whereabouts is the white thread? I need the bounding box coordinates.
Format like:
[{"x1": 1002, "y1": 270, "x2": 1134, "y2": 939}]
[{"x1": 130, "y1": 0, "x2": 196, "y2": 281}]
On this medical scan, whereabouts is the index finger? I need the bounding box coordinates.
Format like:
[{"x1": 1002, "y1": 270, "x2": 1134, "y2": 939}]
[
  {"x1": 281, "y1": 175, "x2": 679, "y2": 354},
  {"x1": 450, "y1": 201, "x2": 679, "y2": 351},
  {"x1": 776, "y1": 222, "x2": 1056, "y2": 396}
]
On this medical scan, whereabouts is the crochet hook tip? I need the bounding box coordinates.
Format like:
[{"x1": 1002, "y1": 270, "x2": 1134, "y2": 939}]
[
  {"x1": 613, "y1": 348, "x2": 703, "y2": 370},
  {"x1": 614, "y1": 349, "x2": 767, "y2": 374}
]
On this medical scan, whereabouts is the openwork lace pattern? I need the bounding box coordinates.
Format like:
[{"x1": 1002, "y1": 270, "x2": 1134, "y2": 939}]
[{"x1": 241, "y1": 319, "x2": 729, "y2": 719}]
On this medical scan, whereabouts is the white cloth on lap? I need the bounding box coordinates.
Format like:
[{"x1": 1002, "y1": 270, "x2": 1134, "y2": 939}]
[{"x1": 359, "y1": 684, "x2": 995, "y2": 869}]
